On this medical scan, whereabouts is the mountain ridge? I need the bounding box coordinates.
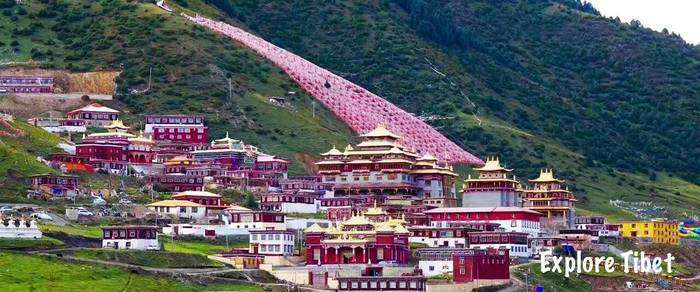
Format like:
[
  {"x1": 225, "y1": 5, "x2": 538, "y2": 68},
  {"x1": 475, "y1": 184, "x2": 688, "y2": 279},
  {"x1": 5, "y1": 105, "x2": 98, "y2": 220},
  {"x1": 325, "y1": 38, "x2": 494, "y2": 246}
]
[{"x1": 0, "y1": 0, "x2": 698, "y2": 219}]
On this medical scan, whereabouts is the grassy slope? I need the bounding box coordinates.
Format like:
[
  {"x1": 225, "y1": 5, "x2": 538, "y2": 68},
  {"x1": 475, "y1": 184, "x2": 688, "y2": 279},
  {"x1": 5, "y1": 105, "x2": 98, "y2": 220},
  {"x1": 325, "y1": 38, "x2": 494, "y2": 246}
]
[
  {"x1": 196, "y1": 0, "x2": 699, "y2": 220},
  {"x1": 0, "y1": 0, "x2": 353, "y2": 176},
  {"x1": 513, "y1": 263, "x2": 592, "y2": 292},
  {"x1": 0, "y1": 237, "x2": 64, "y2": 251},
  {"x1": 73, "y1": 249, "x2": 222, "y2": 268},
  {"x1": 0, "y1": 120, "x2": 62, "y2": 201},
  {"x1": 0, "y1": 252, "x2": 262, "y2": 292}
]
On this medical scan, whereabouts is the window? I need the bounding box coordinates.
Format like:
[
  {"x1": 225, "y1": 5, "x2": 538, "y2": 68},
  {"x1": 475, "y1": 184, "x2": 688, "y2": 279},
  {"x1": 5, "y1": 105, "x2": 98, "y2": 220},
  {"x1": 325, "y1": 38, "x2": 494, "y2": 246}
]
[
  {"x1": 251, "y1": 234, "x2": 257, "y2": 241},
  {"x1": 429, "y1": 266, "x2": 434, "y2": 271},
  {"x1": 104, "y1": 230, "x2": 111, "y2": 238},
  {"x1": 180, "y1": 207, "x2": 186, "y2": 213},
  {"x1": 377, "y1": 249, "x2": 384, "y2": 260},
  {"x1": 192, "y1": 207, "x2": 198, "y2": 213},
  {"x1": 314, "y1": 249, "x2": 321, "y2": 261}
]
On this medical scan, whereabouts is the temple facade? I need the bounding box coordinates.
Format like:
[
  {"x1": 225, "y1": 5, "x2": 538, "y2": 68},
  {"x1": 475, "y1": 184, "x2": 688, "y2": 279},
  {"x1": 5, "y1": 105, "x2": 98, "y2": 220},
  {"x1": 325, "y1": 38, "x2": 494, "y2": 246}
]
[
  {"x1": 66, "y1": 103, "x2": 119, "y2": 127},
  {"x1": 462, "y1": 157, "x2": 521, "y2": 208},
  {"x1": 304, "y1": 212, "x2": 411, "y2": 266},
  {"x1": 316, "y1": 124, "x2": 457, "y2": 206},
  {"x1": 522, "y1": 169, "x2": 577, "y2": 229}
]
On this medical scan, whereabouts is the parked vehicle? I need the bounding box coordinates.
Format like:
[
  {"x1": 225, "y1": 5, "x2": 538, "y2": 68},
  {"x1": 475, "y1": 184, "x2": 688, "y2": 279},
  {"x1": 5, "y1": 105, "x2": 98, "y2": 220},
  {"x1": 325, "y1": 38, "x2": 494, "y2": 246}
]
[
  {"x1": 0, "y1": 205, "x2": 13, "y2": 213},
  {"x1": 77, "y1": 209, "x2": 94, "y2": 217},
  {"x1": 30, "y1": 212, "x2": 52, "y2": 220}
]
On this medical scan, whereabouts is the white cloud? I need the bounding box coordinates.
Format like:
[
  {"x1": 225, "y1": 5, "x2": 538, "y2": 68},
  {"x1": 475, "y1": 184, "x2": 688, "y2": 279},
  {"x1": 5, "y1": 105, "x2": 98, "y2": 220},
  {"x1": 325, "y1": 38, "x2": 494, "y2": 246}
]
[{"x1": 585, "y1": 0, "x2": 700, "y2": 44}]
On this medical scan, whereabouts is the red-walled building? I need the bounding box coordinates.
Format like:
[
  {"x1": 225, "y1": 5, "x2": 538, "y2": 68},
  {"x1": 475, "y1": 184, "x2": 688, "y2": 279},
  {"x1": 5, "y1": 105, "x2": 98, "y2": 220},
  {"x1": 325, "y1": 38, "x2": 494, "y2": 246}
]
[
  {"x1": 66, "y1": 103, "x2": 119, "y2": 126},
  {"x1": 225, "y1": 209, "x2": 287, "y2": 230},
  {"x1": 408, "y1": 223, "x2": 499, "y2": 248},
  {"x1": 147, "y1": 175, "x2": 204, "y2": 192},
  {"x1": 29, "y1": 174, "x2": 79, "y2": 198},
  {"x1": 304, "y1": 215, "x2": 411, "y2": 266},
  {"x1": 424, "y1": 207, "x2": 542, "y2": 237},
  {"x1": 334, "y1": 266, "x2": 426, "y2": 291},
  {"x1": 416, "y1": 248, "x2": 510, "y2": 283},
  {"x1": 144, "y1": 115, "x2": 208, "y2": 144},
  {"x1": 0, "y1": 76, "x2": 54, "y2": 93},
  {"x1": 171, "y1": 190, "x2": 228, "y2": 214}
]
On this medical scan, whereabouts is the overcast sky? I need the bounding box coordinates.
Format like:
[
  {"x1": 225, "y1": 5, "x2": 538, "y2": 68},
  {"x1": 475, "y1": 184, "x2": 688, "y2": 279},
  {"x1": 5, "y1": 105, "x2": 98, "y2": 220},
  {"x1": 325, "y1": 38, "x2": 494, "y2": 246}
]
[{"x1": 585, "y1": 0, "x2": 700, "y2": 44}]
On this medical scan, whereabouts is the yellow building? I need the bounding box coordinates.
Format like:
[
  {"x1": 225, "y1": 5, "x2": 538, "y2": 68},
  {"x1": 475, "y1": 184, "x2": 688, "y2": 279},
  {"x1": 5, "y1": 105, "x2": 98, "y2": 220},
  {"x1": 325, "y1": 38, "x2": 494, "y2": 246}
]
[{"x1": 619, "y1": 219, "x2": 679, "y2": 245}]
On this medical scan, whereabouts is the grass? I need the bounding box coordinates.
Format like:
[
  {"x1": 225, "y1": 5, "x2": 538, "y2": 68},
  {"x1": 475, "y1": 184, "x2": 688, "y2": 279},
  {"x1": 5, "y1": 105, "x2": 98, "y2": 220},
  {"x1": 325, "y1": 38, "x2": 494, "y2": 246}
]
[
  {"x1": 0, "y1": 252, "x2": 263, "y2": 292},
  {"x1": 513, "y1": 263, "x2": 592, "y2": 292},
  {"x1": 0, "y1": 237, "x2": 64, "y2": 251},
  {"x1": 73, "y1": 249, "x2": 223, "y2": 268},
  {"x1": 39, "y1": 224, "x2": 103, "y2": 239},
  {"x1": 287, "y1": 212, "x2": 327, "y2": 220},
  {"x1": 0, "y1": 120, "x2": 62, "y2": 202},
  {"x1": 163, "y1": 238, "x2": 246, "y2": 255}
]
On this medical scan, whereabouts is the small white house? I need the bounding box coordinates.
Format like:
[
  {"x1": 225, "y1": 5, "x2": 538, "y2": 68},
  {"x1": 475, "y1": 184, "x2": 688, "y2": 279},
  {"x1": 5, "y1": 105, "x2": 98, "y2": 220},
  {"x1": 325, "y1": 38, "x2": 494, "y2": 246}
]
[
  {"x1": 249, "y1": 229, "x2": 295, "y2": 256},
  {"x1": 0, "y1": 218, "x2": 42, "y2": 239},
  {"x1": 102, "y1": 226, "x2": 158, "y2": 250},
  {"x1": 147, "y1": 200, "x2": 206, "y2": 219}
]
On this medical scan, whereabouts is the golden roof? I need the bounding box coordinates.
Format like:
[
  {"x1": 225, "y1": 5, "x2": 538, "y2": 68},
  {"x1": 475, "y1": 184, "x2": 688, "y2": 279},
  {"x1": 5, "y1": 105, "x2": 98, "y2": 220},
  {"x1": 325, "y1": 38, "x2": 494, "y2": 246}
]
[
  {"x1": 147, "y1": 199, "x2": 202, "y2": 207},
  {"x1": 87, "y1": 131, "x2": 135, "y2": 138},
  {"x1": 105, "y1": 119, "x2": 129, "y2": 130},
  {"x1": 410, "y1": 168, "x2": 458, "y2": 176},
  {"x1": 364, "y1": 202, "x2": 387, "y2": 216},
  {"x1": 356, "y1": 140, "x2": 400, "y2": 148},
  {"x1": 343, "y1": 214, "x2": 373, "y2": 225},
  {"x1": 321, "y1": 145, "x2": 344, "y2": 156},
  {"x1": 344, "y1": 144, "x2": 354, "y2": 153},
  {"x1": 529, "y1": 168, "x2": 564, "y2": 183},
  {"x1": 360, "y1": 124, "x2": 400, "y2": 139},
  {"x1": 164, "y1": 155, "x2": 193, "y2": 165},
  {"x1": 375, "y1": 223, "x2": 395, "y2": 233},
  {"x1": 474, "y1": 156, "x2": 512, "y2": 172},
  {"x1": 417, "y1": 153, "x2": 438, "y2": 161},
  {"x1": 304, "y1": 223, "x2": 326, "y2": 233},
  {"x1": 128, "y1": 131, "x2": 154, "y2": 143},
  {"x1": 393, "y1": 224, "x2": 410, "y2": 234}
]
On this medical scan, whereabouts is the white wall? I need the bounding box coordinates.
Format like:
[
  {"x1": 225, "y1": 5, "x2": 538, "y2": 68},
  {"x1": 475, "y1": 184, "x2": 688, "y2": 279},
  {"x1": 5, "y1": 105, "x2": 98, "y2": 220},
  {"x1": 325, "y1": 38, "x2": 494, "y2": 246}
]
[
  {"x1": 0, "y1": 220, "x2": 42, "y2": 239},
  {"x1": 409, "y1": 236, "x2": 466, "y2": 248},
  {"x1": 102, "y1": 238, "x2": 159, "y2": 250},
  {"x1": 250, "y1": 232, "x2": 295, "y2": 255},
  {"x1": 162, "y1": 224, "x2": 250, "y2": 236},
  {"x1": 431, "y1": 219, "x2": 540, "y2": 238},
  {"x1": 149, "y1": 205, "x2": 206, "y2": 219},
  {"x1": 419, "y1": 260, "x2": 453, "y2": 277},
  {"x1": 280, "y1": 202, "x2": 319, "y2": 213},
  {"x1": 470, "y1": 243, "x2": 530, "y2": 258}
]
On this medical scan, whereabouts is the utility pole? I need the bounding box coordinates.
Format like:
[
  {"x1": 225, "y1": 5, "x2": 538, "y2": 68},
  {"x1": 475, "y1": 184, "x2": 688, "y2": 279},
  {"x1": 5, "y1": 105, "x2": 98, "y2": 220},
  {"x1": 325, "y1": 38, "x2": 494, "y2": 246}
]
[
  {"x1": 147, "y1": 66, "x2": 152, "y2": 92},
  {"x1": 228, "y1": 78, "x2": 232, "y2": 101},
  {"x1": 312, "y1": 100, "x2": 316, "y2": 118}
]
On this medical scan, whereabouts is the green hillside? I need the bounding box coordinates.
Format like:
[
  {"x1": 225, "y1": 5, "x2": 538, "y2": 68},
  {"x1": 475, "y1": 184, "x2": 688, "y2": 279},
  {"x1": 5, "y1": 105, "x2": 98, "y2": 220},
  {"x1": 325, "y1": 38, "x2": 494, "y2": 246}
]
[
  {"x1": 0, "y1": 0, "x2": 698, "y2": 219},
  {"x1": 0, "y1": 120, "x2": 61, "y2": 201},
  {"x1": 0, "y1": 0, "x2": 352, "y2": 177},
  {"x1": 197, "y1": 0, "x2": 699, "y2": 219}
]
